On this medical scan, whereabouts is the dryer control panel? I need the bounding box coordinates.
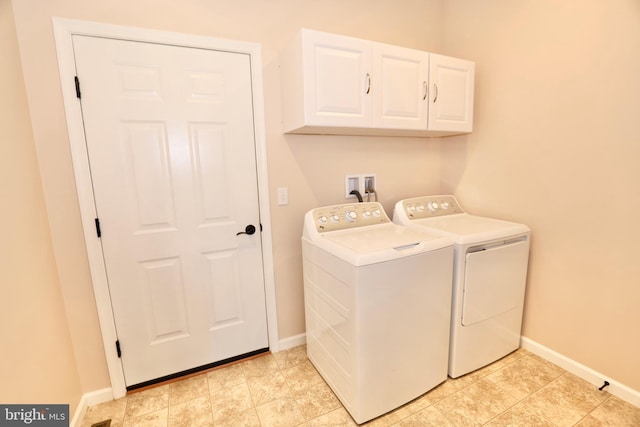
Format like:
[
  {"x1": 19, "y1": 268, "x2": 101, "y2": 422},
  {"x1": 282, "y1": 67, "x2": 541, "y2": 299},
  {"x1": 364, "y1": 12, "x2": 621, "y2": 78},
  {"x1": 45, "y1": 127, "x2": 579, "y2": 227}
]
[
  {"x1": 401, "y1": 195, "x2": 464, "y2": 219},
  {"x1": 309, "y1": 202, "x2": 390, "y2": 233}
]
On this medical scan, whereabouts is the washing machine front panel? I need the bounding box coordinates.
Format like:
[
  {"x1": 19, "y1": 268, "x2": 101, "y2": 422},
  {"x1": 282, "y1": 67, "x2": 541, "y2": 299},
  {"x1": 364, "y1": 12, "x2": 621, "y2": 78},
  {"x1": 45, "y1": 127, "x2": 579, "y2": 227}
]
[
  {"x1": 354, "y1": 246, "x2": 453, "y2": 422},
  {"x1": 462, "y1": 238, "x2": 529, "y2": 326},
  {"x1": 302, "y1": 202, "x2": 455, "y2": 423}
]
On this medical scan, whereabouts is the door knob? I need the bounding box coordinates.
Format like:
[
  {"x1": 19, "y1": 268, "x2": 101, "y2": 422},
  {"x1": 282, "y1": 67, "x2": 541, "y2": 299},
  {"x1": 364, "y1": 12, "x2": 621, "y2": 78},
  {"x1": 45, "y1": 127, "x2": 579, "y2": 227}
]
[{"x1": 236, "y1": 224, "x2": 256, "y2": 236}]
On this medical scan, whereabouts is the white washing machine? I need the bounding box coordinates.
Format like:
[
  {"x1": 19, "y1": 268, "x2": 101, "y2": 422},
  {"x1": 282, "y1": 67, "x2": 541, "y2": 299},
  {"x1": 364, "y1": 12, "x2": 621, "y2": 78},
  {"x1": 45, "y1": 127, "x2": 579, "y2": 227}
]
[
  {"x1": 302, "y1": 202, "x2": 453, "y2": 424},
  {"x1": 393, "y1": 195, "x2": 530, "y2": 378}
]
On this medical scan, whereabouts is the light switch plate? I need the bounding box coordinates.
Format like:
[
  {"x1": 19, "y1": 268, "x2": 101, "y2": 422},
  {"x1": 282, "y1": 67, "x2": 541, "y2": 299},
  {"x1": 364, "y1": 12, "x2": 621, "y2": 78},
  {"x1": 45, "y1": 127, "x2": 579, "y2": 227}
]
[{"x1": 277, "y1": 187, "x2": 289, "y2": 205}]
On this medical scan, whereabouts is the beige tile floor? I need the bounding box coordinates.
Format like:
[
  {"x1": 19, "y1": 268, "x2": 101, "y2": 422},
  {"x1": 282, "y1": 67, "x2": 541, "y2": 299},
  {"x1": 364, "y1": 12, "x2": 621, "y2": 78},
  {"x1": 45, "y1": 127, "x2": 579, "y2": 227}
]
[{"x1": 81, "y1": 345, "x2": 640, "y2": 427}]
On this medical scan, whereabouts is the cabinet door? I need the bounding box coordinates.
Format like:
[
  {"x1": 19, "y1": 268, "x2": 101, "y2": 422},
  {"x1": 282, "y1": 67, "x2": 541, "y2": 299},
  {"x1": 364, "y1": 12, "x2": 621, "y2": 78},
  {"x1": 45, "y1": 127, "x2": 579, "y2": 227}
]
[
  {"x1": 302, "y1": 30, "x2": 372, "y2": 128},
  {"x1": 428, "y1": 53, "x2": 475, "y2": 133},
  {"x1": 373, "y1": 43, "x2": 429, "y2": 130}
]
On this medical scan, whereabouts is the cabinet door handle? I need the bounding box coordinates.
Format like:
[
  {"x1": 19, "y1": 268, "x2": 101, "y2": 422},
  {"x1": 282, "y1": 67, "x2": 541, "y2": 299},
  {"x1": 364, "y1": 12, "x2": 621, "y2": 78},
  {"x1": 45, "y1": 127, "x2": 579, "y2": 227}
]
[
  {"x1": 423, "y1": 81, "x2": 428, "y2": 100},
  {"x1": 365, "y1": 73, "x2": 371, "y2": 94},
  {"x1": 433, "y1": 83, "x2": 438, "y2": 103}
]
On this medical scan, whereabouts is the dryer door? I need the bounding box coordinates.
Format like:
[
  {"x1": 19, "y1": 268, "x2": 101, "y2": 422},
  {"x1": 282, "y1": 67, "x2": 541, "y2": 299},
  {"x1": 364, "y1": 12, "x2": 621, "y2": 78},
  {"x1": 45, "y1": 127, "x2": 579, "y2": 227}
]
[{"x1": 462, "y1": 239, "x2": 529, "y2": 326}]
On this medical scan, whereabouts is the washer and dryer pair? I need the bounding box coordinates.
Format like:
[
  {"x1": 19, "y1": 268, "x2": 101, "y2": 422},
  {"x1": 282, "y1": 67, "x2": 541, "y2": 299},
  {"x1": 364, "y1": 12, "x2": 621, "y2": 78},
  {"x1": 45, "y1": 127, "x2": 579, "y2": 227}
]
[{"x1": 301, "y1": 196, "x2": 529, "y2": 424}]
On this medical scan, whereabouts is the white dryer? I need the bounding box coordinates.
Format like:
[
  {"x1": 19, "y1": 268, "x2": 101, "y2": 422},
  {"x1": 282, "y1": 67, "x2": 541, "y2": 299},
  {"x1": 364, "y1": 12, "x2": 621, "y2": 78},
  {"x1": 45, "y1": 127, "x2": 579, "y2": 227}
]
[
  {"x1": 302, "y1": 202, "x2": 453, "y2": 424},
  {"x1": 393, "y1": 195, "x2": 530, "y2": 378}
]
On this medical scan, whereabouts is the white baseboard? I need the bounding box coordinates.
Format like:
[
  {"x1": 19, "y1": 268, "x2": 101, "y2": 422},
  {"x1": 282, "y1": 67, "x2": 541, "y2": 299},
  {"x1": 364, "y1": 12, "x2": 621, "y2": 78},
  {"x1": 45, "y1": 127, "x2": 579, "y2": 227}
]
[
  {"x1": 277, "y1": 333, "x2": 306, "y2": 351},
  {"x1": 70, "y1": 388, "x2": 114, "y2": 427},
  {"x1": 521, "y1": 337, "x2": 640, "y2": 407}
]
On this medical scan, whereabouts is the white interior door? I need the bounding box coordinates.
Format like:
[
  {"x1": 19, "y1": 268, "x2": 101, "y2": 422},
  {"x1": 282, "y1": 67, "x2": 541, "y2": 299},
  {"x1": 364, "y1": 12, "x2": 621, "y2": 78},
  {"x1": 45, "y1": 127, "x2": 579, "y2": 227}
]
[{"x1": 72, "y1": 35, "x2": 269, "y2": 387}]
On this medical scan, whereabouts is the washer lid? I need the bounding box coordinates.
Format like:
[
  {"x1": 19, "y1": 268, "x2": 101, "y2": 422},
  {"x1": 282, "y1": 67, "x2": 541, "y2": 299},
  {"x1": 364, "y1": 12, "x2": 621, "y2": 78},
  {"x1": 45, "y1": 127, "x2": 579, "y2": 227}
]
[
  {"x1": 312, "y1": 223, "x2": 452, "y2": 266},
  {"x1": 410, "y1": 213, "x2": 530, "y2": 244}
]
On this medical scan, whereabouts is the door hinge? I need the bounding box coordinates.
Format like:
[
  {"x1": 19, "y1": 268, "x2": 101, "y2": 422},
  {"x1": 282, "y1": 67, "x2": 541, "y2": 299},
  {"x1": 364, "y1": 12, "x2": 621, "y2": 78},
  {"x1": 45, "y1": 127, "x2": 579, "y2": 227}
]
[
  {"x1": 74, "y1": 76, "x2": 81, "y2": 99},
  {"x1": 115, "y1": 340, "x2": 122, "y2": 358},
  {"x1": 95, "y1": 218, "x2": 101, "y2": 238}
]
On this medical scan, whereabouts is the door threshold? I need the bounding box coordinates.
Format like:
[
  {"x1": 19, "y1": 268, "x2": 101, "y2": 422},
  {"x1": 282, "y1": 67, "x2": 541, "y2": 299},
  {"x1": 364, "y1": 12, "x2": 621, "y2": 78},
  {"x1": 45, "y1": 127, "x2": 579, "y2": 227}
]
[{"x1": 126, "y1": 347, "x2": 270, "y2": 394}]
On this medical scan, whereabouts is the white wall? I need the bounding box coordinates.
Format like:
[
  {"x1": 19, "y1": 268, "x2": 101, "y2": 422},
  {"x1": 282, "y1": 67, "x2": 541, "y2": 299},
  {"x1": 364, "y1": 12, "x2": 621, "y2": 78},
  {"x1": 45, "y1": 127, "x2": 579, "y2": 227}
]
[
  {"x1": 441, "y1": 0, "x2": 640, "y2": 391},
  {"x1": 0, "y1": 0, "x2": 82, "y2": 411}
]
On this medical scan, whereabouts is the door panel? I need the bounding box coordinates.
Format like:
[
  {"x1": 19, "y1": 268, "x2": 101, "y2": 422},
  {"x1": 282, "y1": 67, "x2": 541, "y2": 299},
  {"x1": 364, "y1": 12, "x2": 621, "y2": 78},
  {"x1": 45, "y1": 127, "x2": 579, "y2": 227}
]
[
  {"x1": 303, "y1": 30, "x2": 372, "y2": 127},
  {"x1": 373, "y1": 43, "x2": 429, "y2": 129},
  {"x1": 428, "y1": 53, "x2": 475, "y2": 132},
  {"x1": 72, "y1": 35, "x2": 268, "y2": 386},
  {"x1": 191, "y1": 124, "x2": 232, "y2": 222},
  {"x1": 125, "y1": 122, "x2": 175, "y2": 229},
  {"x1": 141, "y1": 257, "x2": 189, "y2": 343}
]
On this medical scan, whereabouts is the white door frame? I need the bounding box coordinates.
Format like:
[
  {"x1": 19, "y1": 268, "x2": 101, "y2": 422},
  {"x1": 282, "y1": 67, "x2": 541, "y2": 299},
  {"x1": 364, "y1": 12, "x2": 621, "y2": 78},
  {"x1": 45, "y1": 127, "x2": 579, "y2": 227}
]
[{"x1": 52, "y1": 17, "x2": 279, "y2": 399}]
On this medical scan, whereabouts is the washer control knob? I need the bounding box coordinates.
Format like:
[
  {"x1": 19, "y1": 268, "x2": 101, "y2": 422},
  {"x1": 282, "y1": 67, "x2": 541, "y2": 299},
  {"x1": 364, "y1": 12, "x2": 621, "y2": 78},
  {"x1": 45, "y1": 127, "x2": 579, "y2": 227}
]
[
  {"x1": 345, "y1": 211, "x2": 357, "y2": 222},
  {"x1": 417, "y1": 205, "x2": 425, "y2": 212},
  {"x1": 318, "y1": 216, "x2": 328, "y2": 224},
  {"x1": 408, "y1": 206, "x2": 416, "y2": 213},
  {"x1": 331, "y1": 214, "x2": 340, "y2": 222},
  {"x1": 427, "y1": 201, "x2": 439, "y2": 212},
  {"x1": 441, "y1": 202, "x2": 450, "y2": 210},
  {"x1": 363, "y1": 210, "x2": 372, "y2": 219},
  {"x1": 372, "y1": 209, "x2": 381, "y2": 217}
]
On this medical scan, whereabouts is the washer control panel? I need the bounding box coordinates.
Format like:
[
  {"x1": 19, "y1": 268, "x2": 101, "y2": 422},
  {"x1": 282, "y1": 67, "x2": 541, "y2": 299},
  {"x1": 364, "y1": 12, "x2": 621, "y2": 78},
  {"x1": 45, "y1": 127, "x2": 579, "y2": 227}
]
[
  {"x1": 311, "y1": 202, "x2": 390, "y2": 232},
  {"x1": 402, "y1": 195, "x2": 464, "y2": 219}
]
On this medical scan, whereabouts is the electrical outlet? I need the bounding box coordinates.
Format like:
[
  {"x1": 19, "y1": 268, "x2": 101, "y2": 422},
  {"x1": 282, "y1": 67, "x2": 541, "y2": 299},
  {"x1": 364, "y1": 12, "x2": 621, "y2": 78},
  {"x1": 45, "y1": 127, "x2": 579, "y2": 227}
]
[{"x1": 277, "y1": 187, "x2": 289, "y2": 206}]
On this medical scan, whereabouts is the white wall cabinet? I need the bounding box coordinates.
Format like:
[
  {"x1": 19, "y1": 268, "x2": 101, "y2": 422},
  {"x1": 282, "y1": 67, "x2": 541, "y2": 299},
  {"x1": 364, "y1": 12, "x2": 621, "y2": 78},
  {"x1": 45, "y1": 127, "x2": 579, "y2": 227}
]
[
  {"x1": 285, "y1": 30, "x2": 372, "y2": 129},
  {"x1": 281, "y1": 29, "x2": 474, "y2": 137},
  {"x1": 427, "y1": 53, "x2": 475, "y2": 134}
]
